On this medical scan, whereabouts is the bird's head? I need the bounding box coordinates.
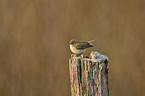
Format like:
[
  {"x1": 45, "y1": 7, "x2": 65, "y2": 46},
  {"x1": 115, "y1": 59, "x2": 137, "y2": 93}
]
[{"x1": 69, "y1": 39, "x2": 78, "y2": 45}]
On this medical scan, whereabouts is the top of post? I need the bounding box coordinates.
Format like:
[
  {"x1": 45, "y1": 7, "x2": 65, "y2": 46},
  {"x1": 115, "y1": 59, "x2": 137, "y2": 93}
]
[{"x1": 70, "y1": 51, "x2": 109, "y2": 63}]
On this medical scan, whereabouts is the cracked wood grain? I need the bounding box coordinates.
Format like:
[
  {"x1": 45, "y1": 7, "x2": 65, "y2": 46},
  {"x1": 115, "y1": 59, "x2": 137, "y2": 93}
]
[{"x1": 69, "y1": 51, "x2": 109, "y2": 96}]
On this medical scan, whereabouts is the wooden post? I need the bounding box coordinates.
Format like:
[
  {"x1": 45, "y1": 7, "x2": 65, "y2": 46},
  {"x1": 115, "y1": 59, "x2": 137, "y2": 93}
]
[{"x1": 69, "y1": 51, "x2": 109, "y2": 96}]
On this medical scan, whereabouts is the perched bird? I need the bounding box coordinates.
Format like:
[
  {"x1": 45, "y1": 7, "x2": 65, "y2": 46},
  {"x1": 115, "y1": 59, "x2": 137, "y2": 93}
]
[{"x1": 69, "y1": 39, "x2": 95, "y2": 55}]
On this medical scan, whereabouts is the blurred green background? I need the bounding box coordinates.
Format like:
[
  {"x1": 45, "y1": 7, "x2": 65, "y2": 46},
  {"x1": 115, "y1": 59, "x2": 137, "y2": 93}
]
[{"x1": 0, "y1": 0, "x2": 145, "y2": 96}]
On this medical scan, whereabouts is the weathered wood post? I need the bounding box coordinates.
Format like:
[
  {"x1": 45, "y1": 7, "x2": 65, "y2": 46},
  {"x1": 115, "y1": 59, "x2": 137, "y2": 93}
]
[{"x1": 69, "y1": 51, "x2": 109, "y2": 96}]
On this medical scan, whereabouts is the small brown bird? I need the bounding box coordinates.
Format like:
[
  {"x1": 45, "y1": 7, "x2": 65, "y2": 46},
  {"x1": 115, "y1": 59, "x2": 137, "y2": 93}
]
[{"x1": 69, "y1": 39, "x2": 95, "y2": 55}]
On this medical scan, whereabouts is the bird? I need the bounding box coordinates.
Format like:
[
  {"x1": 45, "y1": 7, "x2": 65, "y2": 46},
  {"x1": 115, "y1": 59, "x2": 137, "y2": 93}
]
[{"x1": 69, "y1": 39, "x2": 95, "y2": 55}]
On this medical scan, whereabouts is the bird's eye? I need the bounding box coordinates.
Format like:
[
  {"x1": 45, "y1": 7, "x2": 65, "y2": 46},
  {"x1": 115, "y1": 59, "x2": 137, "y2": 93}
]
[{"x1": 69, "y1": 42, "x2": 73, "y2": 44}]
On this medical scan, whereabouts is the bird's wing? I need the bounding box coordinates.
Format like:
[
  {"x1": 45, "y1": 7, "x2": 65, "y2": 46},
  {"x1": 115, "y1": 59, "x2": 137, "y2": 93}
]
[{"x1": 76, "y1": 43, "x2": 93, "y2": 49}]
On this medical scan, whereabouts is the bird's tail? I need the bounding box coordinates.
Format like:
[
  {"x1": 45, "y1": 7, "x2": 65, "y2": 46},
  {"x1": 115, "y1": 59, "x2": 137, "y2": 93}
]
[{"x1": 88, "y1": 39, "x2": 97, "y2": 43}]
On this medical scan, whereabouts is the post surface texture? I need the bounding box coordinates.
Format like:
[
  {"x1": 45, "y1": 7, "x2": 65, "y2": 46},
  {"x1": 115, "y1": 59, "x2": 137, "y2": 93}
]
[{"x1": 69, "y1": 51, "x2": 109, "y2": 96}]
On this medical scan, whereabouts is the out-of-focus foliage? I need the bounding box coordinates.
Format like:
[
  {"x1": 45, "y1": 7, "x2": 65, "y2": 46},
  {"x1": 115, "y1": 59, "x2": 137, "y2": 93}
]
[{"x1": 0, "y1": 0, "x2": 145, "y2": 96}]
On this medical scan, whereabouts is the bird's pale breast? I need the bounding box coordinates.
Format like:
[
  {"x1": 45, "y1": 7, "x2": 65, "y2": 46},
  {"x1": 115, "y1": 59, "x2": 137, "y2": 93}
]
[{"x1": 70, "y1": 45, "x2": 86, "y2": 54}]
